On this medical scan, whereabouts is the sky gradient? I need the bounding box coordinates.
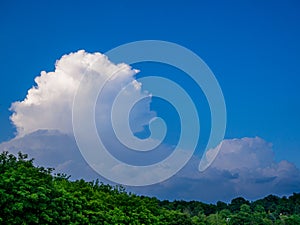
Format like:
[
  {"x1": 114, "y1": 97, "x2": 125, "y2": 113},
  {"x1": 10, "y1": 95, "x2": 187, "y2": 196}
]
[{"x1": 0, "y1": 0, "x2": 300, "y2": 202}]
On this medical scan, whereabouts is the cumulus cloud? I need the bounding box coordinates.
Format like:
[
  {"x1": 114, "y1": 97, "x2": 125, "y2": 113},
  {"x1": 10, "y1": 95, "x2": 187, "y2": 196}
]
[
  {"x1": 1, "y1": 131, "x2": 299, "y2": 202},
  {"x1": 2, "y1": 50, "x2": 300, "y2": 202},
  {"x1": 209, "y1": 137, "x2": 274, "y2": 170},
  {"x1": 133, "y1": 137, "x2": 300, "y2": 202},
  {"x1": 10, "y1": 50, "x2": 152, "y2": 137}
]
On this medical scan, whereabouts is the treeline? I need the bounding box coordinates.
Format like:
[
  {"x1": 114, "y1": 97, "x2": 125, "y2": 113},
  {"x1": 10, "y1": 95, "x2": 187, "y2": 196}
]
[
  {"x1": 159, "y1": 194, "x2": 300, "y2": 224},
  {"x1": 1, "y1": 151, "x2": 300, "y2": 225}
]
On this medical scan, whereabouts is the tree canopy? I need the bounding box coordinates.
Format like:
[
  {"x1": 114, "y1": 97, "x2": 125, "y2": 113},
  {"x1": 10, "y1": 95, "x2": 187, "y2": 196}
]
[{"x1": 1, "y1": 151, "x2": 300, "y2": 225}]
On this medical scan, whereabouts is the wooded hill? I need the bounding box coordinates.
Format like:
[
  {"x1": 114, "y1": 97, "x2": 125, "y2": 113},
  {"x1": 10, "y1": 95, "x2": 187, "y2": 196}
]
[{"x1": 1, "y1": 151, "x2": 300, "y2": 224}]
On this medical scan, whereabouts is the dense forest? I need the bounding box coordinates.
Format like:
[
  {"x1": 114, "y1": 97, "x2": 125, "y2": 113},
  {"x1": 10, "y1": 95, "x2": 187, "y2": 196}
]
[{"x1": 1, "y1": 151, "x2": 300, "y2": 225}]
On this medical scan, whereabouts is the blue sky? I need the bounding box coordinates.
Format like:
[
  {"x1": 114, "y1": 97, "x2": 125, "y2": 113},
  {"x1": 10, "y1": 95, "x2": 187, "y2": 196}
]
[{"x1": 0, "y1": 0, "x2": 300, "y2": 201}]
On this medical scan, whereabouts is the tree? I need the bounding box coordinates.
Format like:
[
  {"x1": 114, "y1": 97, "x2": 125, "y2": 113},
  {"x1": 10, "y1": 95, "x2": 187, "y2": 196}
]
[
  {"x1": 1, "y1": 151, "x2": 300, "y2": 225},
  {"x1": 229, "y1": 197, "x2": 250, "y2": 213}
]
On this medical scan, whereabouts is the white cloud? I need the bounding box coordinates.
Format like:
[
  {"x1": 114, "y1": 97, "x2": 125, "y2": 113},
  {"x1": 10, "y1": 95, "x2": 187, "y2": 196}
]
[
  {"x1": 134, "y1": 137, "x2": 300, "y2": 202},
  {"x1": 3, "y1": 50, "x2": 300, "y2": 202},
  {"x1": 209, "y1": 137, "x2": 274, "y2": 170},
  {"x1": 10, "y1": 50, "x2": 152, "y2": 137}
]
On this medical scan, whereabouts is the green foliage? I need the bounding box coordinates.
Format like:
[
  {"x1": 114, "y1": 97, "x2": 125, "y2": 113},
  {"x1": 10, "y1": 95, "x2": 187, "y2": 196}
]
[
  {"x1": 0, "y1": 151, "x2": 194, "y2": 224},
  {"x1": 1, "y1": 151, "x2": 300, "y2": 224},
  {"x1": 229, "y1": 197, "x2": 250, "y2": 213}
]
